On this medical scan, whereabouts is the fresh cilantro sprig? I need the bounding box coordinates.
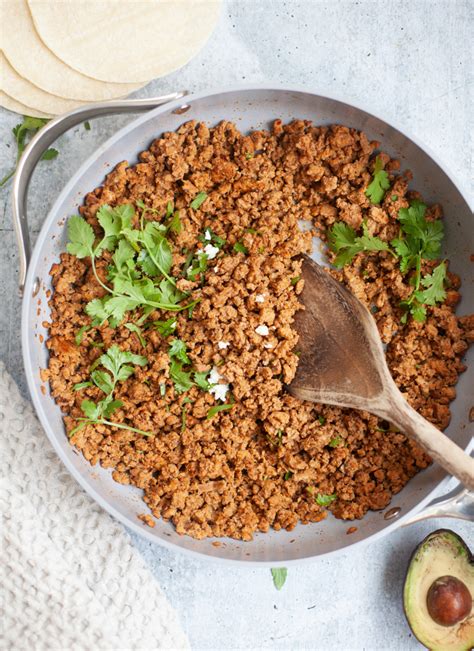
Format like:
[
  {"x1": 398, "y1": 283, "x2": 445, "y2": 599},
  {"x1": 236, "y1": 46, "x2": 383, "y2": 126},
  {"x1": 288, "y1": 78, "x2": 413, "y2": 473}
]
[
  {"x1": 1, "y1": 116, "x2": 58, "y2": 188},
  {"x1": 391, "y1": 200, "x2": 445, "y2": 322},
  {"x1": 365, "y1": 155, "x2": 390, "y2": 204},
  {"x1": 400, "y1": 262, "x2": 447, "y2": 323},
  {"x1": 66, "y1": 204, "x2": 197, "y2": 327},
  {"x1": 328, "y1": 200, "x2": 447, "y2": 323},
  {"x1": 328, "y1": 222, "x2": 393, "y2": 268},
  {"x1": 70, "y1": 345, "x2": 151, "y2": 437}
]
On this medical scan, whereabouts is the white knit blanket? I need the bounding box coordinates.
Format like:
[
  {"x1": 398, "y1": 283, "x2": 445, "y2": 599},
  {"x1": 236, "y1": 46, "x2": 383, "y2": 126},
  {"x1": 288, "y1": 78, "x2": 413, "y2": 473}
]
[{"x1": 0, "y1": 362, "x2": 189, "y2": 651}]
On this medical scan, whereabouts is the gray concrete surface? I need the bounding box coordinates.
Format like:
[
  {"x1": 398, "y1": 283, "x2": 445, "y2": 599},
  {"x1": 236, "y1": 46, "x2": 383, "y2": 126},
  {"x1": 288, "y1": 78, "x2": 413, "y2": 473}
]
[{"x1": 1, "y1": 1, "x2": 472, "y2": 649}]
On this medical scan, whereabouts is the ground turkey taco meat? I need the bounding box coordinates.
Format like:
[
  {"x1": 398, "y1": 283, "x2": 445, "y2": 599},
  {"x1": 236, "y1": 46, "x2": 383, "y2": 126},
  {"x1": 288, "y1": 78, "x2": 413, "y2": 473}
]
[{"x1": 43, "y1": 120, "x2": 473, "y2": 541}]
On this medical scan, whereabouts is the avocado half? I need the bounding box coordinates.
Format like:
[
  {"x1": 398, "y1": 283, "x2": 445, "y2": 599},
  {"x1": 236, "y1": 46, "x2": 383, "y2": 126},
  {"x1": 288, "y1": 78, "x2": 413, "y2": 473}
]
[{"x1": 404, "y1": 529, "x2": 474, "y2": 651}]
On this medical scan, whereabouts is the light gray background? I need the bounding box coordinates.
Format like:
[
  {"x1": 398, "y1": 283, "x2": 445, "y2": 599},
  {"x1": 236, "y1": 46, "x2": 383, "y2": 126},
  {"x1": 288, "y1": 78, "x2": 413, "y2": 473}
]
[{"x1": 0, "y1": 1, "x2": 472, "y2": 649}]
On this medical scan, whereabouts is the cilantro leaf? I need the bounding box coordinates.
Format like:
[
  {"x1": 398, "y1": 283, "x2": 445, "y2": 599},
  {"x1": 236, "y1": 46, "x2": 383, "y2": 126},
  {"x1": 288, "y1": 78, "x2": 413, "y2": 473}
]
[
  {"x1": 416, "y1": 262, "x2": 447, "y2": 305},
  {"x1": 233, "y1": 241, "x2": 248, "y2": 254},
  {"x1": 169, "y1": 339, "x2": 191, "y2": 364},
  {"x1": 168, "y1": 211, "x2": 182, "y2": 234},
  {"x1": 81, "y1": 399, "x2": 100, "y2": 420},
  {"x1": 124, "y1": 323, "x2": 146, "y2": 347},
  {"x1": 271, "y1": 568, "x2": 288, "y2": 591},
  {"x1": 328, "y1": 436, "x2": 343, "y2": 448},
  {"x1": 328, "y1": 222, "x2": 390, "y2": 268},
  {"x1": 190, "y1": 192, "x2": 208, "y2": 210},
  {"x1": 41, "y1": 148, "x2": 59, "y2": 161},
  {"x1": 365, "y1": 156, "x2": 390, "y2": 204},
  {"x1": 73, "y1": 381, "x2": 93, "y2": 391},
  {"x1": 152, "y1": 318, "x2": 177, "y2": 337},
  {"x1": 169, "y1": 358, "x2": 194, "y2": 394},
  {"x1": 66, "y1": 215, "x2": 95, "y2": 258},
  {"x1": 315, "y1": 493, "x2": 337, "y2": 507},
  {"x1": 91, "y1": 369, "x2": 115, "y2": 395},
  {"x1": 74, "y1": 325, "x2": 91, "y2": 346},
  {"x1": 393, "y1": 200, "x2": 444, "y2": 271},
  {"x1": 207, "y1": 403, "x2": 234, "y2": 419},
  {"x1": 1, "y1": 116, "x2": 56, "y2": 189},
  {"x1": 194, "y1": 370, "x2": 211, "y2": 391}
]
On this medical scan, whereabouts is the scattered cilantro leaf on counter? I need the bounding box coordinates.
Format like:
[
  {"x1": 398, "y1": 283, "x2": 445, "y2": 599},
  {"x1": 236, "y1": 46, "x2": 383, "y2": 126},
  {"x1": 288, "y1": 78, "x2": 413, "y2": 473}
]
[
  {"x1": 365, "y1": 155, "x2": 390, "y2": 204},
  {"x1": 207, "y1": 403, "x2": 234, "y2": 419},
  {"x1": 329, "y1": 222, "x2": 391, "y2": 268},
  {"x1": 328, "y1": 436, "x2": 343, "y2": 448},
  {"x1": 84, "y1": 121, "x2": 91, "y2": 131},
  {"x1": 1, "y1": 116, "x2": 58, "y2": 189},
  {"x1": 0, "y1": 115, "x2": 59, "y2": 188},
  {"x1": 315, "y1": 493, "x2": 337, "y2": 507},
  {"x1": 271, "y1": 568, "x2": 288, "y2": 590},
  {"x1": 233, "y1": 241, "x2": 248, "y2": 254},
  {"x1": 169, "y1": 339, "x2": 191, "y2": 364},
  {"x1": 41, "y1": 148, "x2": 59, "y2": 160},
  {"x1": 190, "y1": 192, "x2": 208, "y2": 210},
  {"x1": 69, "y1": 345, "x2": 151, "y2": 437}
]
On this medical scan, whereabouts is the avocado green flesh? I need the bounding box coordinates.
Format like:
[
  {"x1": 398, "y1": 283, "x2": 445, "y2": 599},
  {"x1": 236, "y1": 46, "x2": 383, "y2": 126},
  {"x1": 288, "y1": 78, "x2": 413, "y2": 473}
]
[{"x1": 404, "y1": 530, "x2": 474, "y2": 651}]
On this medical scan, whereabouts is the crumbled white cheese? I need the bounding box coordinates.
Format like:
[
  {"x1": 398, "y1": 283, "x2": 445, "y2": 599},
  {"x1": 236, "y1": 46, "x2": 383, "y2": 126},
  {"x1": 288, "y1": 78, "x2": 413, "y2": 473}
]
[
  {"x1": 255, "y1": 325, "x2": 269, "y2": 336},
  {"x1": 264, "y1": 343, "x2": 273, "y2": 349},
  {"x1": 218, "y1": 341, "x2": 230, "y2": 349},
  {"x1": 255, "y1": 294, "x2": 265, "y2": 303},
  {"x1": 204, "y1": 229, "x2": 212, "y2": 241},
  {"x1": 202, "y1": 243, "x2": 219, "y2": 260},
  {"x1": 211, "y1": 383, "x2": 229, "y2": 402},
  {"x1": 213, "y1": 266, "x2": 219, "y2": 273},
  {"x1": 208, "y1": 366, "x2": 229, "y2": 402}
]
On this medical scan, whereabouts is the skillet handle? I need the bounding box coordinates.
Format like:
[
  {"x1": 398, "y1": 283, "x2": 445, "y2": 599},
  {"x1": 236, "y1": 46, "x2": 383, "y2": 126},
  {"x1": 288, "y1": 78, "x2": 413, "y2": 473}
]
[
  {"x1": 12, "y1": 92, "x2": 188, "y2": 295},
  {"x1": 402, "y1": 485, "x2": 474, "y2": 525}
]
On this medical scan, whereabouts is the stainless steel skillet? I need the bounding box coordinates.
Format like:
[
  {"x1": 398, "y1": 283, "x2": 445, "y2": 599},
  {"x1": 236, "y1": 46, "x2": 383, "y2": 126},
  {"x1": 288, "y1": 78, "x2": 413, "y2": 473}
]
[{"x1": 13, "y1": 86, "x2": 474, "y2": 565}]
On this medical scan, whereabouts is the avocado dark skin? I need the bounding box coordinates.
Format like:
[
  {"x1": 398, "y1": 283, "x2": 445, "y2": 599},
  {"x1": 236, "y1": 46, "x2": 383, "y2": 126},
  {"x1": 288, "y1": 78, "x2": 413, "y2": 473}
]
[{"x1": 403, "y1": 529, "x2": 474, "y2": 651}]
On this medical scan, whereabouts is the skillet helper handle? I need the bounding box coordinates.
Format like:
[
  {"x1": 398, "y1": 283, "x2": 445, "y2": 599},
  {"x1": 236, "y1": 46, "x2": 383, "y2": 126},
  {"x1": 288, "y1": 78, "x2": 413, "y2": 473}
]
[
  {"x1": 402, "y1": 484, "x2": 474, "y2": 525},
  {"x1": 12, "y1": 92, "x2": 188, "y2": 295}
]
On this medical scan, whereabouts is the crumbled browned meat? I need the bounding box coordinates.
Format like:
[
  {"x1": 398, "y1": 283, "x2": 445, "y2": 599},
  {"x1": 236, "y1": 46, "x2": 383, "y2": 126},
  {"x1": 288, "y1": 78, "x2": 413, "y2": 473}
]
[{"x1": 46, "y1": 120, "x2": 471, "y2": 541}]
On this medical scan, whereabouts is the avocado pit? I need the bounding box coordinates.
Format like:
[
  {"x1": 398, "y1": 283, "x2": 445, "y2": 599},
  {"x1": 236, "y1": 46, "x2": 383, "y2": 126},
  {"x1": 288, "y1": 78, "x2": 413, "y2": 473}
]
[{"x1": 427, "y1": 575, "x2": 472, "y2": 627}]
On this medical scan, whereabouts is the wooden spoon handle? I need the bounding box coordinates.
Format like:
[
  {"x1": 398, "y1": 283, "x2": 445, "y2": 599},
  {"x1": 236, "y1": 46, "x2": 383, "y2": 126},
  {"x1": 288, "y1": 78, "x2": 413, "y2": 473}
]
[{"x1": 384, "y1": 389, "x2": 474, "y2": 491}]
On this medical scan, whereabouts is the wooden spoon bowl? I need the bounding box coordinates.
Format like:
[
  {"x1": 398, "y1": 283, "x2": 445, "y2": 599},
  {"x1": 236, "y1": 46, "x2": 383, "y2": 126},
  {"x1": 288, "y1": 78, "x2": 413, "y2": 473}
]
[{"x1": 288, "y1": 256, "x2": 474, "y2": 491}]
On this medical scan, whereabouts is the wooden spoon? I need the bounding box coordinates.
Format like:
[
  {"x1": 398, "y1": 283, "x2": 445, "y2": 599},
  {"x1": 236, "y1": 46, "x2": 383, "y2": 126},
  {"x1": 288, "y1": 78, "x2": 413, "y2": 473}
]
[{"x1": 288, "y1": 256, "x2": 474, "y2": 491}]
